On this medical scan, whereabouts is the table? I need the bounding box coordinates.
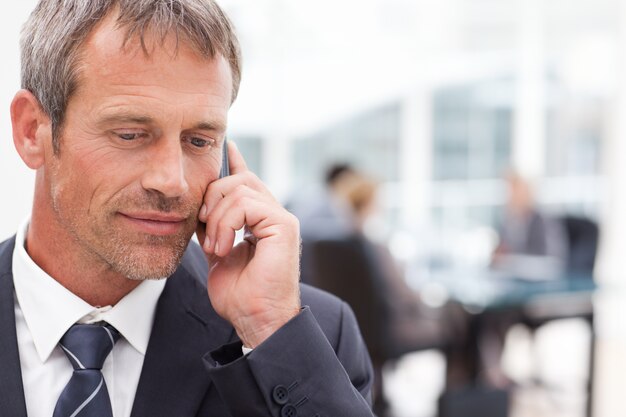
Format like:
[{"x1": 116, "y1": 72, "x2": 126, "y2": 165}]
[{"x1": 424, "y1": 267, "x2": 596, "y2": 417}]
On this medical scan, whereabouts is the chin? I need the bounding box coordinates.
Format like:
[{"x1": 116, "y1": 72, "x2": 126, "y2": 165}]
[
  {"x1": 103, "y1": 235, "x2": 191, "y2": 281},
  {"x1": 113, "y1": 251, "x2": 183, "y2": 281}
]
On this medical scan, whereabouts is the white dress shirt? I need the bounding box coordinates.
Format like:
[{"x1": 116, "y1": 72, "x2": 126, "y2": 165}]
[{"x1": 12, "y1": 219, "x2": 167, "y2": 417}]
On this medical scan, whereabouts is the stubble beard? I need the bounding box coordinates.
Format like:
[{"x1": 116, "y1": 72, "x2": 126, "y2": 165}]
[
  {"x1": 51, "y1": 183, "x2": 199, "y2": 281},
  {"x1": 102, "y1": 228, "x2": 192, "y2": 281}
]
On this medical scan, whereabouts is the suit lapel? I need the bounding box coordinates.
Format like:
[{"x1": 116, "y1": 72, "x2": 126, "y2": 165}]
[
  {"x1": 0, "y1": 237, "x2": 28, "y2": 417},
  {"x1": 131, "y1": 263, "x2": 235, "y2": 417}
]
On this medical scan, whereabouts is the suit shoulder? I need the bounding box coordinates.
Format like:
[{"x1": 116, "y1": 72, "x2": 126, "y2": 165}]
[
  {"x1": 0, "y1": 236, "x2": 16, "y2": 255},
  {"x1": 300, "y1": 283, "x2": 343, "y2": 311},
  {"x1": 0, "y1": 236, "x2": 16, "y2": 277},
  {"x1": 300, "y1": 283, "x2": 357, "y2": 348}
]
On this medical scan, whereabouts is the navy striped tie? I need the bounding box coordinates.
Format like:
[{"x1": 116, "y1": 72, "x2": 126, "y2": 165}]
[{"x1": 53, "y1": 323, "x2": 120, "y2": 417}]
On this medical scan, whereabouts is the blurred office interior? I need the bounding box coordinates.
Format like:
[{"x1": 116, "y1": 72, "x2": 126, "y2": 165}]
[
  {"x1": 0, "y1": 0, "x2": 626, "y2": 416},
  {"x1": 215, "y1": 1, "x2": 626, "y2": 416}
]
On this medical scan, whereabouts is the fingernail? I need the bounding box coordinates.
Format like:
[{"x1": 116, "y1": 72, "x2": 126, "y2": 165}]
[
  {"x1": 203, "y1": 238, "x2": 211, "y2": 251},
  {"x1": 200, "y1": 204, "x2": 207, "y2": 218},
  {"x1": 215, "y1": 242, "x2": 220, "y2": 255}
]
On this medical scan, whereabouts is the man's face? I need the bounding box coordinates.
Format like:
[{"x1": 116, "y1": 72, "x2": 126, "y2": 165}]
[{"x1": 43, "y1": 17, "x2": 232, "y2": 280}]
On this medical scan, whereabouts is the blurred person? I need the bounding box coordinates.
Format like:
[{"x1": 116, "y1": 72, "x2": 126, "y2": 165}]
[
  {"x1": 289, "y1": 163, "x2": 358, "y2": 241},
  {"x1": 492, "y1": 171, "x2": 569, "y2": 277},
  {"x1": 290, "y1": 163, "x2": 361, "y2": 284},
  {"x1": 2, "y1": 1, "x2": 377, "y2": 416},
  {"x1": 309, "y1": 169, "x2": 460, "y2": 417},
  {"x1": 480, "y1": 171, "x2": 569, "y2": 388},
  {"x1": 333, "y1": 171, "x2": 446, "y2": 348}
]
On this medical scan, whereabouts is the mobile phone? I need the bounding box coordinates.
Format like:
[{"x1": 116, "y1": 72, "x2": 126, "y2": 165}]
[
  {"x1": 219, "y1": 138, "x2": 230, "y2": 178},
  {"x1": 197, "y1": 138, "x2": 229, "y2": 242}
]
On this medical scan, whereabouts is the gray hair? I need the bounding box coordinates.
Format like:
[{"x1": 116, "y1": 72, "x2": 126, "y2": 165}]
[{"x1": 20, "y1": 0, "x2": 242, "y2": 152}]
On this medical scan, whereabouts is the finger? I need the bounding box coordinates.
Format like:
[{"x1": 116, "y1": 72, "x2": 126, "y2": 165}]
[
  {"x1": 209, "y1": 195, "x2": 274, "y2": 257},
  {"x1": 203, "y1": 184, "x2": 264, "y2": 254},
  {"x1": 199, "y1": 172, "x2": 275, "y2": 223},
  {"x1": 212, "y1": 198, "x2": 296, "y2": 257},
  {"x1": 228, "y1": 140, "x2": 249, "y2": 175},
  {"x1": 213, "y1": 198, "x2": 297, "y2": 254},
  {"x1": 212, "y1": 198, "x2": 259, "y2": 257}
]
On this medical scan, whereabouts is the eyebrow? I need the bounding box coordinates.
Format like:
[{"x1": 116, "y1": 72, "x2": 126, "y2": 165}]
[
  {"x1": 193, "y1": 121, "x2": 227, "y2": 134},
  {"x1": 97, "y1": 113, "x2": 227, "y2": 134},
  {"x1": 98, "y1": 114, "x2": 154, "y2": 126}
]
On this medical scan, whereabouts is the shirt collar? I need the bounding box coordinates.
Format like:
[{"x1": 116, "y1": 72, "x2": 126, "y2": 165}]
[{"x1": 12, "y1": 218, "x2": 167, "y2": 362}]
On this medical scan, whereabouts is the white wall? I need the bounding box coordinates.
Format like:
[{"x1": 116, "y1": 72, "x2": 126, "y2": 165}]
[{"x1": 0, "y1": 2, "x2": 38, "y2": 241}]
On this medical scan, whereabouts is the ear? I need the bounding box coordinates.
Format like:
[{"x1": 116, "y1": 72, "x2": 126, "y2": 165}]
[{"x1": 11, "y1": 89, "x2": 53, "y2": 169}]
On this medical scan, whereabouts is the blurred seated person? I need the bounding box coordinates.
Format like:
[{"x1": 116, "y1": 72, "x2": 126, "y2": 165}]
[
  {"x1": 306, "y1": 169, "x2": 464, "y2": 416},
  {"x1": 311, "y1": 168, "x2": 449, "y2": 348},
  {"x1": 492, "y1": 171, "x2": 569, "y2": 280},
  {"x1": 481, "y1": 171, "x2": 569, "y2": 388},
  {"x1": 286, "y1": 163, "x2": 358, "y2": 284},
  {"x1": 331, "y1": 170, "x2": 440, "y2": 341},
  {"x1": 289, "y1": 163, "x2": 358, "y2": 242}
]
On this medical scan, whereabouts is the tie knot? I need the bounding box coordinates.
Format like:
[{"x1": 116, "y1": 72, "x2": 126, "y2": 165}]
[{"x1": 59, "y1": 323, "x2": 120, "y2": 371}]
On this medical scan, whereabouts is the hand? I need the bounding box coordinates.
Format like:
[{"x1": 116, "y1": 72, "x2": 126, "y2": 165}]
[{"x1": 196, "y1": 141, "x2": 301, "y2": 348}]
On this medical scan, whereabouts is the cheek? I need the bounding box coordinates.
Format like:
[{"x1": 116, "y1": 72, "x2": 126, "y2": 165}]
[
  {"x1": 186, "y1": 155, "x2": 221, "y2": 201},
  {"x1": 49, "y1": 166, "x2": 94, "y2": 223},
  {"x1": 53, "y1": 151, "x2": 138, "y2": 213},
  {"x1": 51, "y1": 166, "x2": 110, "y2": 215}
]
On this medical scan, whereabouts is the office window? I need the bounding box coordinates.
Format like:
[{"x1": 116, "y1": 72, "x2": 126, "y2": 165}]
[
  {"x1": 292, "y1": 102, "x2": 401, "y2": 186},
  {"x1": 433, "y1": 79, "x2": 513, "y2": 181},
  {"x1": 545, "y1": 99, "x2": 603, "y2": 177},
  {"x1": 431, "y1": 79, "x2": 513, "y2": 229}
]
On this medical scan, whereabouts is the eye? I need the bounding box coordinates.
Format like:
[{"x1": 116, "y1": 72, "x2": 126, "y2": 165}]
[
  {"x1": 118, "y1": 133, "x2": 140, "y2": 141},
  {"x1": 108, "y1": 129, "x2": 151, "y2": 148},
  {"x1": 183, "y1": 135, "x2": 216, "y2": 151},
  {"x1": 113, "y1": 131, "x2": 147, "y2": 142},
  {"x1": 190, "y1": 137, "x2": 210, "y2": 148}
]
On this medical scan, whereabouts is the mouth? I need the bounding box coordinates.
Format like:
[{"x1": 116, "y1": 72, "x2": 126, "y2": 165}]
[{"x1": 118, "y1": 211, "x2": 188, "y2": 236}]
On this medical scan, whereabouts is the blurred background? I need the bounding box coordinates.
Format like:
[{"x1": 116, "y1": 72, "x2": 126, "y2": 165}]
[{"x1": 1, "y1": 0, "x2": 626, "y2": 416}]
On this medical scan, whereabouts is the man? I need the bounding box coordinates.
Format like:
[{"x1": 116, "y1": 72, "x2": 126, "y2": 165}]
[
  {"x1": 2, "y1": 1, "x2": 374, "y2": 416},
  {"x1": 292, "y1": 163, "x2": 358, "y2": 243},
  {"x1": 482, "y1": 171, "x2": 570, "y2": 388},
  {"x1": 289, "y1": 163, "x2": 358, "y2": 285},
  {"x1": 492, "y1": 171, "x2": 568, "y2": 278}
]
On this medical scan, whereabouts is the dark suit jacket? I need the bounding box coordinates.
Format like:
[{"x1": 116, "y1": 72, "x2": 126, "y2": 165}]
[{"x1": 0, "y1": 236, "x2": 375, "y2": 416}]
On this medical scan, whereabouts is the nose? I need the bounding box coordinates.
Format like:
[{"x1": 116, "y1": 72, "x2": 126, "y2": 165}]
[{"x1": 140, "y1": 138, "x2": 189, "y2": 198}]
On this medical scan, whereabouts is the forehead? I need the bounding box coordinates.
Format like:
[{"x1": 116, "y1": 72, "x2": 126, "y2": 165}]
[{"x1": 73, "y1": 13, "x2": 233, "y2": 109}]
